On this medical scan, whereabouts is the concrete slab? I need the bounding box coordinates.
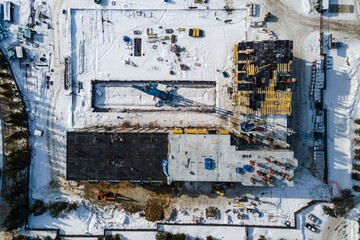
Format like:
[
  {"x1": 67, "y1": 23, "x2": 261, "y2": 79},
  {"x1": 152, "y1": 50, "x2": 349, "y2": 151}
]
[{"x1": 168, "y1": 134, "x2": 297, "y2": 186}]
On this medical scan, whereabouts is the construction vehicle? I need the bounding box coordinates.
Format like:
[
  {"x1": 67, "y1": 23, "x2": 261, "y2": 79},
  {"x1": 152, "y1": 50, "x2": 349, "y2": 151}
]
[
  {"x1": 189, "y1": 28, "x2": 204, "y2": 37},
  {"x1": 132, "y1": 83, "x2": 195, "y2": 107},
  {"x1": 97, "y1": 191, "x2": 115, "y2": 201},
  {"x1": 211, "y1": 184, "x2": 226, "y2": 196}
]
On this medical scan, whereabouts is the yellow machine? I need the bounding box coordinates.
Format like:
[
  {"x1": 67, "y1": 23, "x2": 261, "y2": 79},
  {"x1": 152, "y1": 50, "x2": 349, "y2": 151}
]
[
  {"x1": 97, "y1": 191, "x2": 115, "y2": 201},
  {"x1": 189, "y1": 28, "x2": 204, "y2": 37}
]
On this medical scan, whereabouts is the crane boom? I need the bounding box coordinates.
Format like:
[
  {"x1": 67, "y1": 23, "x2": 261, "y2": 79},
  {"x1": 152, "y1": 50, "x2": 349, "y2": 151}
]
[{"x1": 132, "y1": 83, "x2": 312, "y2": 145}]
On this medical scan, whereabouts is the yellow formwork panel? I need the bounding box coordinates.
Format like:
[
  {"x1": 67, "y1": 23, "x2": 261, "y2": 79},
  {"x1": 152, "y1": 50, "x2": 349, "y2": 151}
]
[
  {"x1": 247, "y1": 64, "x2": 256, "y2": 76},
  {"x1": 233, "y1": 72, "x2": 238, "y2": 84},
  {"x1": 197, "y1": 129, "x2": 208, "y2": 134},
  {"x1": 185, "y1": 128, "x2": 208, "y2": 134},
  {"x1": 218, "y1": 129, "x2": 230, "y2": 135},
  {"x1": 172, "y1": 129, "x2": 184, "y2": 134},
  {"x1": 234, "y1": 44, "x2": 238, "y2": 64},
  {"x1": 233, "y1": 56, "x2": 293, "y2": 115},
  {"x1": 185, "y1": 129, "x2": 197, "y2": 134}
]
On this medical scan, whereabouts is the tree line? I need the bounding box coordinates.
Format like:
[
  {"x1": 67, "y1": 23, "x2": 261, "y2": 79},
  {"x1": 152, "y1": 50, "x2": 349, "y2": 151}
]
[{"x1": 0, "y1": 52, "x2": 31, "y2": 231}]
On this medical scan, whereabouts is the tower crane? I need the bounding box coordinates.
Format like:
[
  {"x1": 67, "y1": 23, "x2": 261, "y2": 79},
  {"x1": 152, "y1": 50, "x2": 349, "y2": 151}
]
[{"x1": 132, "y1": 83, "x2": 313, "y2": 147}]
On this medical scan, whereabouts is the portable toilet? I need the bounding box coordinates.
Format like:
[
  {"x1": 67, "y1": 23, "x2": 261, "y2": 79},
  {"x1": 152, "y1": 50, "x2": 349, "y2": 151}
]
[{"x1": 204, "y1": 158, "x2": 214, "y2": 170}]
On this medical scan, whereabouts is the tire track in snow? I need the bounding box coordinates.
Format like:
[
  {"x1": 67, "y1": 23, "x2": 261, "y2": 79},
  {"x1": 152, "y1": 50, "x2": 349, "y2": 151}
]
[{"x1": 46, "y1": 0, "x2": 65, "y2": 185}]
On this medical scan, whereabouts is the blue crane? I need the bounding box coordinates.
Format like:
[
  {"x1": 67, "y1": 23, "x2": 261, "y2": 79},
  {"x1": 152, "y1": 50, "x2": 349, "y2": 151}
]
[
  {"x1": 132, "y1": 83, "x2": 313, "y2": 140},
  {"x1": 132, "y1": 83, "x2": 194, "y2": 107}
]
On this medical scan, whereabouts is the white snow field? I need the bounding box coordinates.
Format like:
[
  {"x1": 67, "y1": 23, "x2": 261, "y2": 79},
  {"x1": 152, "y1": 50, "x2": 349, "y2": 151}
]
[
  {"x1": 70, "y1": 9, "x2": 246, "y2": 81},
  {"x1": 0, "y1": 0, "x2": 360, "y2": 239}
]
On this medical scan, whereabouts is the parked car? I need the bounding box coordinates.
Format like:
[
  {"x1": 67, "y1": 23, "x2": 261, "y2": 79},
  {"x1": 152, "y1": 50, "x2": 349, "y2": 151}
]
[
  {"x1": 307, "y1": 213, "x2": 318, "y2": 224},
  {"x1": 133, "y1": 30, "x2": 141, "y2": 35},
  {"x1": 306, "y1": 223, "x2": 317, "y2": 232}
]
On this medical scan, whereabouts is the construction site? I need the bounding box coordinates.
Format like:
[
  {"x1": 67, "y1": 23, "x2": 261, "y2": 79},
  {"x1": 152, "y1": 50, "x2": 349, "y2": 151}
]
[
  {"x1": 7, "y1": 0, "x2": 360, "y2": 238},
  {"x1": 60, "y1": 6, "x2": 305, "y2": 190},
  {"x1": 59, "y1": 3, "x2": 306, "y2": 189},
  {"x1": 67, "y1": 37, "x2": 299, "y2": 187}
]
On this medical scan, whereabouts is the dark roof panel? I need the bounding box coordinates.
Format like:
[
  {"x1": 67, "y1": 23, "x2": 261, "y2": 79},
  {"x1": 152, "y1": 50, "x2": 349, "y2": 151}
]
[{"x1": 66, "y1": 132, "x2": 168, "y2": 183}]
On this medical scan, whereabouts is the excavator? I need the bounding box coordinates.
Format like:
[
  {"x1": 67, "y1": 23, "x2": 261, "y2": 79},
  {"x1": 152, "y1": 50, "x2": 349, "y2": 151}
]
[
  {"x1": 97, "y1": 191, "x2": 115, "y2": 201},
  {"x1": 97, "y1": 191, "x2": 138, "y2": 203}
]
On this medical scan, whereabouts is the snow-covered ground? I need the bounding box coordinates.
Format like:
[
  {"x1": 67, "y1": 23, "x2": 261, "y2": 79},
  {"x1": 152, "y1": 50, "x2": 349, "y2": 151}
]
[
  {"x1": 1, "y1": 0, "x2": 360, "y2": 239},
  {"x1": 28, "y1": 205, "x2": 157, "y2": 235},
  {"x1": 324, "y1": 40, "x2": 360, "y2": 191},
  {"x1": 161, "y1": 225, "x2": 246, "y2": 240}
]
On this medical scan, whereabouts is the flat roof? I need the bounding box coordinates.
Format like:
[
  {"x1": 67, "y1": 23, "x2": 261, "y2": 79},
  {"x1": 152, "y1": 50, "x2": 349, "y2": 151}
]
[
  {"x1": 168, "y1": 134, "x2": 297, "y2": 186},
  {"x1": 66, "y1": 132, "x2": 168, "y2": 183}
]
